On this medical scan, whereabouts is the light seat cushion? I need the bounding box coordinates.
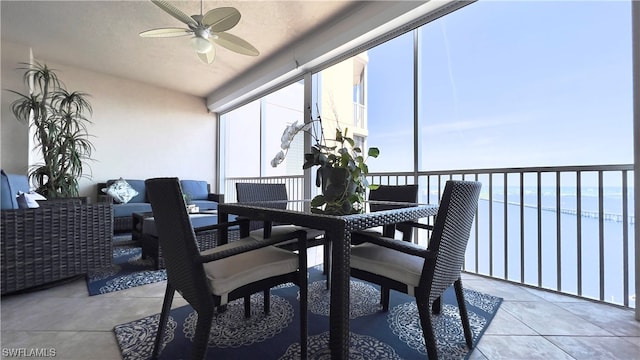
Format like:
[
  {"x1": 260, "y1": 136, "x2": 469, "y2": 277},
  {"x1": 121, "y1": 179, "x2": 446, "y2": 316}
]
[
  {"x1": 351, "y1": 242, "x2": 425, "y2": 289},
  {"x1": 201, "y1": 239, "x2": 299, "y2": 298},
  {"x1": 250, "y1": 225, "x2": 324, "y2": 242}
]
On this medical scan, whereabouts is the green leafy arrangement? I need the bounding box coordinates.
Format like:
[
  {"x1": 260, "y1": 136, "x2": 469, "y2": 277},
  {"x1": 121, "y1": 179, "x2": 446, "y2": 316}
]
[
  {"x1": 9, "y1": 62, "x2": 94, "y2": 198},
  {"x1": 271, "y1": 107, "x2": 379, "y2": 214}
]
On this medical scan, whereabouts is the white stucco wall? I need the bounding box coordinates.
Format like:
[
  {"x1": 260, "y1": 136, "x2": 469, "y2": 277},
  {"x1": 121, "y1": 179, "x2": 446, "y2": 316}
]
[
  {"x1": 1, "y1": 43, "x2": 218, "y2": 200},
  {"x1": 1, "y1": 41, "x2": 30, "y2": 175}
]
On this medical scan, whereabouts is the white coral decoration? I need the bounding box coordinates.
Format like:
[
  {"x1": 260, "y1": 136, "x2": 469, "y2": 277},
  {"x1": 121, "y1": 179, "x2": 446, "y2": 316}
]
[{"x1": 271, "y1": 120, "x2": 312, "y2": 167}]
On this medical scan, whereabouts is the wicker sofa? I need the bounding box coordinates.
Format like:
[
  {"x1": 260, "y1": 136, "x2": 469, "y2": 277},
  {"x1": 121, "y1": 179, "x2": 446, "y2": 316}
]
[
  {"x1": 97, "y1": 178, "x2": 223, "y2": 234},
  {"x1": 1, "y1": 170, "x2": 113, "y2": 295}
]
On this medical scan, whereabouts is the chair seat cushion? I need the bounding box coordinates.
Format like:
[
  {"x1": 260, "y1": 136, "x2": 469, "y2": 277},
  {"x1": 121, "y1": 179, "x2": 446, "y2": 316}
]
[
  {"x1": 201, "y1": 238, "x2": 299, "y2": 297},
  {"x1": 112, "y1": 203, "x2": 152, "y2": 218},
  {"x1": 351, "y1": 242, "x2": 425, "y2": 288},
  {"x1": 250, "y1": 225, "x2": 324, "y2": 242}
]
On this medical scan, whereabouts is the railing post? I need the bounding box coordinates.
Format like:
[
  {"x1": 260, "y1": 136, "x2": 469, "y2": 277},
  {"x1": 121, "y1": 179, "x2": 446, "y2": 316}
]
[
  {"x1": 303, "y1": 72, "x2": 314, "y2": 201},
  {"x1": 632, "y1": 0, "x2": 640, "y2": 321}
]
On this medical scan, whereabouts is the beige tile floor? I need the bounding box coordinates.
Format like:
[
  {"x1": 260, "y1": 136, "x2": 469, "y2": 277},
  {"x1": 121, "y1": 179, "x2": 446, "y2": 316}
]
[{"x1": 1, "y1": 247, "x2": 639, "y2": 360}]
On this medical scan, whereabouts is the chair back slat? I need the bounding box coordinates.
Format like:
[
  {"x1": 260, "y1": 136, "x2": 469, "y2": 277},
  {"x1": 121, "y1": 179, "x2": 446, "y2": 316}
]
[
  {"x1": 146, "y1": 177, "x2": 213, "y2": 310},
  {"x1": 423, "y1": 180, "x2": 481, "y2": 304},
  {"x1": 368, "y1": 184, "x2": 419, "y2": 239},
  {"x1": 368, "y1": 184, "x2": 418, "y2": 211},
  {"x1": 236, "y1": 183, "x2": 289, "y2": 230},
  {"x1": 236, "y1": 183, "x2": 288, "y2": 203}
]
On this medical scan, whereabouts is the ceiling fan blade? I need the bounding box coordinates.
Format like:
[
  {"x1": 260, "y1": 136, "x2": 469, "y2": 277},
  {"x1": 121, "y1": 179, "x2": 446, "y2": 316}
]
[
  {"x1": 197, "y1": 46, "x2": 216, "y2": 64},
  {"x1": 139, "y1": 27, "x2": 191, "y2": 38},
  {"x1": 202, "y1": 7, "x2": 241, "y2": 32},
  {"x1": 150, "y1": 0, "x2": 197, "y2": 27},
  {"x1": 213, "y1": 32, "x2": 259, "y2": 56}
]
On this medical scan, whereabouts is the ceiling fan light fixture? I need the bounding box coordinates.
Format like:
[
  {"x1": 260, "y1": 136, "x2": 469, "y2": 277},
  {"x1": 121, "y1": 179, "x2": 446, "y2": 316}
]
[{"x1": 191, "y1": 36, "x2": 212, "y2": 53}]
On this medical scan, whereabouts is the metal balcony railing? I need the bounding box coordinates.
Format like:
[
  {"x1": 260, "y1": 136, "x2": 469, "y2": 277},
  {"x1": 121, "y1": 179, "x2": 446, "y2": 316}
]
[{"x1": 223, "y1": 164, "x2": 636, "y2": 309}]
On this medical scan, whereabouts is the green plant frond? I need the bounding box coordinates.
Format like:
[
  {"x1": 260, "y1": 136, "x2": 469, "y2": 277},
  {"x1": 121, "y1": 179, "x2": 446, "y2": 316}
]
[
  {"x1": 368, "y1": 147, "x2": 380, "y2": 158},
  {"x1": 9, "y1": 92, "x2": 43, "y2": 123},
  {"x1": 19, "y1": 61, "x2": 62, "y2": 94},
  {"x1": 345, "y1": 137, "x2": 355, "y2": 148},
  {"x1": 53, "y1": 89, "x2": 93, "y2": 116},
  {"x1": 351, "y1": 166, "x2": 362, "y2": 178},
  {"x1": 310, "y1": 194, "x2": 326, "y2": 207},
  {"x1": 338, "y1": 155, "x2": 349, "y2": 168},
  {"x1": 11, "y1": 62, "x2": 92, "y2": 198}
]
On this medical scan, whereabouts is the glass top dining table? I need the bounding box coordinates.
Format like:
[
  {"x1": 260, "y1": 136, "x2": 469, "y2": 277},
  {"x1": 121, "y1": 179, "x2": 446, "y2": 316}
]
[{"x1": 218, "y1": 200, "x2": 439, "y2": 359}]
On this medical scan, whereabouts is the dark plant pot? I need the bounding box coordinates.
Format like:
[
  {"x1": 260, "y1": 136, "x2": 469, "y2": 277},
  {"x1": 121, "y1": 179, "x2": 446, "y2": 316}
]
[{"x1": 319, "y1": 166, "x2": 357, "y2": 213}]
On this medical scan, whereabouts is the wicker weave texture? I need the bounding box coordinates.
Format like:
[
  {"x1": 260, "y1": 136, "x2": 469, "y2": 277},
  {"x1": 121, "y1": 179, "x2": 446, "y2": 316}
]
[
  {"x1": 1, "y1": 202, "x2": 113, "y2": 294},
  {"x1": 113, "y1": 216, "x2": 132, "y2": 233},
  {"x1": 236, "y1": 182, "x2": 289, "y2": 231},
  {"x1": 155, "y1": 229, "x2": 242, "y2": 269}
]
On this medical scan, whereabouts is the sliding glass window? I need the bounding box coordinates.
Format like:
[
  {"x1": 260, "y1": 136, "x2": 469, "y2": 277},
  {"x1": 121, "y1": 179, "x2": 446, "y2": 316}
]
[
  {"x1": 219, "y1": 81, "x2": 305, "y2": 200},
  {"x1": 417, "y1": 1, "x2": 632, "y2": 171}
]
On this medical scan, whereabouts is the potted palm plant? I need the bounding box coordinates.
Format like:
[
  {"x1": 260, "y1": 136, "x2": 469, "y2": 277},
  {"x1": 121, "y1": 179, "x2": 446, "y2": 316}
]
[
  {"x1": 271, "y1": 107, "x2": 380, "y2": 214},
  {"x1": 9, "y1": 62, "x2": 94, "y2": 198}
]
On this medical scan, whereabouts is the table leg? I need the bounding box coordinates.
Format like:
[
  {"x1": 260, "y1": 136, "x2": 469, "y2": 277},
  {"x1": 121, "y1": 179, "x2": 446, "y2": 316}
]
[
  {"x1": 219, "y1": 212, "x2": 229, "y2": 245},
  {"x1": 329, "y1": 226, "x2": 349, "y2": 359}
]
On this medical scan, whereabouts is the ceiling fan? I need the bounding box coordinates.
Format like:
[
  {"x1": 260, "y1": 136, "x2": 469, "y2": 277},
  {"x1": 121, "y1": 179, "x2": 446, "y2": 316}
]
[{"x1": 139, "y1": 0, "x2": 259, "y2": 64}]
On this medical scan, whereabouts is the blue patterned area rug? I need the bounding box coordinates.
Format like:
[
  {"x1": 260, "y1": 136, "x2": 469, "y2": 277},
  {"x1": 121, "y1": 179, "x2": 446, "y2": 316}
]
[
  {"x1": 86, "y1": 246, "x2": 167, "y2": 296},
  {"x1": 114, "y1": 266, "x2": 501, "y2": 359}
]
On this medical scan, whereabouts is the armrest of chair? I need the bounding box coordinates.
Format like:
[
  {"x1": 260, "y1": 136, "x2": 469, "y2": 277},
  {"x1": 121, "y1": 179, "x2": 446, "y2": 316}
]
[
  {"x1": 193, "y1": 216, "x2": 250, "y2": 237},
  {"x1": 355, "y1": 231, "x2": 432, "y2": 258},
  {"x1": 198, "y1": 229, "x2": 308, "y2": 264},
  {"x1": 1, "y1": 202, "x2": 113, "y2": 294},
  {"x1": 97, "y1": 194, "x2": 115, "y2": 203},
  {"x1": 207, "y1": 193, "x2": 224, "y2": 203},
  {"x1": 38, "y1": 196, "x2": 89, "y2": 207},
  {"x1": 403, "y1": 220, "x2": 434, "y2": 231}
]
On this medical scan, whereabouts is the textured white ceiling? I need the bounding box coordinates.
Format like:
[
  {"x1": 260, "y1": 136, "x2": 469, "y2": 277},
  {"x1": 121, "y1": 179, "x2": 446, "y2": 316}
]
[{"x1": 1, "y1": 0, "x2": 359, "y2": 98}]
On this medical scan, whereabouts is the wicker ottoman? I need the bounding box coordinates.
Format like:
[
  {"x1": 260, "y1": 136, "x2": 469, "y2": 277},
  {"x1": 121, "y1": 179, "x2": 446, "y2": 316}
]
[{"x1": 139, "y1": 213, "x2": 240, "y2": 269}]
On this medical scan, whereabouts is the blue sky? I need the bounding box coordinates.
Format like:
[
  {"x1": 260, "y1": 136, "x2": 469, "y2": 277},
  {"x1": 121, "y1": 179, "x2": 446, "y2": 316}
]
[{"x1": 366, "y1": 1, "x2": 633, "y2": 172}]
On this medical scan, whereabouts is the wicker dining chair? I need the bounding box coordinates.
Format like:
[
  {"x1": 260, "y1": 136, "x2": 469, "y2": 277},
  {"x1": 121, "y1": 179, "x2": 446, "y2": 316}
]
[
  {"x1": 352, "y1": 184, "x2": 419, "y2": 245},
  {"x1": 235, "y1": 182, "x2": 329, "y2": 269},
  {"x1": 350, "y1": 180, "x2": 482, "y2": 359},
  {"x1": 146, "y1": 178, "x2": 308, "y2": 360}
]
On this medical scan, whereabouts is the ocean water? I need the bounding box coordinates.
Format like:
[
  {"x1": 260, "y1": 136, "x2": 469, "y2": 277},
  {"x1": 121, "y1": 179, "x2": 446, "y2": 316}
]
[{"x1": 425, "y1": 186, "x2": 636, "y2": 308}]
